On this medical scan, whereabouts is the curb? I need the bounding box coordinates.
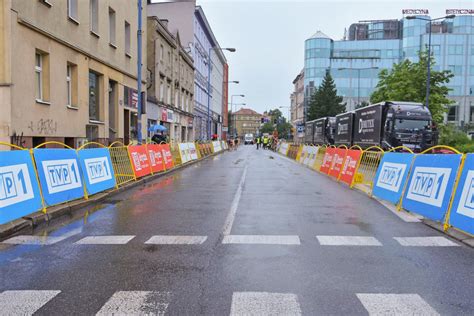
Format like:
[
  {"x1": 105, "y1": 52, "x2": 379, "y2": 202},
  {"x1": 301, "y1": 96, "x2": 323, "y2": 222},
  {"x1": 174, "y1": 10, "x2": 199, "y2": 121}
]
[
  {"x1": 0, "y1": 150, "x2": 226, "y2": 240},
  {"x1": 275, "y1": 152, "x2": 474, "y2": 249}
]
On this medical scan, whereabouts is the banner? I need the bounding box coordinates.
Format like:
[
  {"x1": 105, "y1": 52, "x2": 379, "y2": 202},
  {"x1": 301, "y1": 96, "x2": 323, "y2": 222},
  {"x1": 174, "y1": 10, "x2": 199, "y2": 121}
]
[
  {"x1": 402, "y1": 154, "x2": 462, "y2": 222},
  {"x1": 299, "y1": 146, "x2": 308, "y2": 164},
  {"x1": 161, "y1": 144, "x2": 174, "y2": 170},
  {"x1": 339, "y1": 149, "x2": 363, "y2": 186},
  {"x1": 320, "y1": 147, "x2": 336, "y2": 174},
  {"x1": 372, "y1": 153, "x2": 415, "y2": 204},
  {"x1": 278, "y1": 143, "x2": 289, "y2": 155},
  {"x1": 212, "y1": 141, "x2": 222, "y2": 153},
  {"x1": 33, "y1": 148, "x2": 84, "y2": 207},
  {"x1": 128, "y1": 145, "x2": 152, "y2": 178},
  {"x1": 179, "y1": 143, "x2": 191, "y2": 163},
  {"x1": 188, "y1": 143, "x2": 199, "y2": 160},
  {"x1": 0, "y1": 150, "x2": 43, "y2": 224},
  {"x1": 448, "y1": 154, "x2": 474, "y2": 235},
  {"x1": 77, "y1": 148, "x2": 116, "y2": 196},
  {"x1": 147, "y1": 144, "x2": 165, "y2": 173},
  {"x1": 306, "y1": 146, "x2": 319, "y2": 168},
  {"x1": 328, "y1": 148, "x2": 347, "y2": 178}
]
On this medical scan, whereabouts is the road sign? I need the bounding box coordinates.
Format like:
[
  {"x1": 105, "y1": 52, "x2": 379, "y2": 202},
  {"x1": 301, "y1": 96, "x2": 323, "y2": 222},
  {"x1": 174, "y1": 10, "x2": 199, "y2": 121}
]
[
  {"x1": 0, "y1": 150, "x2": 43, "y2": 224},
  {"x1": 402, "y1": 154, "x2": 462, "y2": 221},
  {"x1": 77, "y1": 148, "x2": 116, "y2": 195},
  {"x1": 372, "y1": 153, "x2": 415, "y2": 204},
  {"x1": 448, "y1": 153, "x2": 474, "y2": 235},
  {"x1": 33, "y1": 149, "x2": 84, "y2": 207}
]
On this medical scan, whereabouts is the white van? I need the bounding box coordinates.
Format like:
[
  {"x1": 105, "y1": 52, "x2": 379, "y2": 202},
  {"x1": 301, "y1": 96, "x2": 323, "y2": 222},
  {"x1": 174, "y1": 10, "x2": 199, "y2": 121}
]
[{"x1": 244, "y1": 134, "x2": 254, "y2": 145}]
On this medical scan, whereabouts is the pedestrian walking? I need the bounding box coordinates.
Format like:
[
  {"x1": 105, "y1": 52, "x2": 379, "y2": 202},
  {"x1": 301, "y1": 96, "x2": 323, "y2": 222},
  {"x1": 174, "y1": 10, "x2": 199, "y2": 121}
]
[
  {"x1": 263, "y1": 136, "x2": 269, "y2": 149},
  {"x1": 256, "y1": 136, "x2": 261, "y2": 150}
]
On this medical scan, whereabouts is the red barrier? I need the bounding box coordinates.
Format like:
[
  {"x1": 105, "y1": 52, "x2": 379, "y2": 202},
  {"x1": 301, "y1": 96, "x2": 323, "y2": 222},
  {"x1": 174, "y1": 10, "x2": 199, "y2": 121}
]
[
  {"x1": 320, "y1": 147, "x2": 336, "y2": 174},
  {"x1": 328, "y1": 148, "x2": 347, "y2": 178},
  {"x1": 339, "y1": 149, "x2": 362, "y2": 186},
  {"x1": 128, "y1": 145, "x2": 152, "y2": 178},
  {"x1": 161, "y1": 144, "x2": 174, "y2": 170},
  {"x1": 147, "y1": 144, "x2": 165, "y2": 173}
]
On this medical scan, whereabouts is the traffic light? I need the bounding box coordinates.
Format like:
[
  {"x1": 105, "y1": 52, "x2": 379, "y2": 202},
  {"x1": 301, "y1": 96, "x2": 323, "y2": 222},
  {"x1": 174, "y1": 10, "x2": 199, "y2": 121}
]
[{"x1": 261, "y1": 118, "x2": 264, "y2": 123}]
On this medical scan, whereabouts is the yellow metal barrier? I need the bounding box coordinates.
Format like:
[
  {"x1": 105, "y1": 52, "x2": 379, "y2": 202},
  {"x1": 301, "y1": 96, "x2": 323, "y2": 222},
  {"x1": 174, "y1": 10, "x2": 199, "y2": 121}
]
[
  {"x1": 170, "y1": 142, "x2": 182, "y2": 166},
  {"x1": 108, "y1": 142, "x2": 135, "y2": 187},
  {"x1": 295, "y1": 144, "x2": 304, "y2": 162},
  {"x1": 352, "y1": 146, "x2": 384, "y2": 195}
]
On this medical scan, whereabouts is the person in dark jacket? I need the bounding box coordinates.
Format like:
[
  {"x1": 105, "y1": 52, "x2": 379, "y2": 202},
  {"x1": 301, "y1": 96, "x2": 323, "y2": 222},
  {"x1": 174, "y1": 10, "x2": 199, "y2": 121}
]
[{"x1": 152, "y1": 132, "x2": 167, "y2": 144}]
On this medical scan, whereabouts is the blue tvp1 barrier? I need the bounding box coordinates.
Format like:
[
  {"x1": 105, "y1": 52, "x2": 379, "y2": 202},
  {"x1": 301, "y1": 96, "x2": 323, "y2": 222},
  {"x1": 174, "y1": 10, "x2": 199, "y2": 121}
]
[
  {"x1": 402, "y1": 154, "x2": 462, "y2": 222},
  {"x1": 0, "y1": 150, "x2": 43, "y2": 224},
  {"x1": 33, "y1": 148, "x2": 84, "y2": 207},
  {"x1": 372, "y1": 153, "x2": 415, "y2": 205},
  {"x1": 448, "y1": 153, "x2": 474, "y2": 236},
  {"x1": 77, "y1": 148, "x2": 116, "y2": 196}
]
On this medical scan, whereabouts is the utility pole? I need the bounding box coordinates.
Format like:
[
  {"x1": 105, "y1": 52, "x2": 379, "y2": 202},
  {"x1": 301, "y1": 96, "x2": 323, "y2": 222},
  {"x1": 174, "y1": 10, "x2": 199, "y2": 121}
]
[{"x1": 136, "y1": 0, "x2": 143, "y2": 144}]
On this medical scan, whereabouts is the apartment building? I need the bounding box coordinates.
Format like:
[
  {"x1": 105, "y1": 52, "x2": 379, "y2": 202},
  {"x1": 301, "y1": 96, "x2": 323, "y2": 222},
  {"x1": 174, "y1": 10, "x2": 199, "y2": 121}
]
[
  {"x1": 291, "y1": 69, "x2": 305, "y2": 142},
  {"x1": 146, "y1": 17, "x2": 194, "y2": 142},
  {"x1": 230, "y1": 108, "x2": 262, "y2": 137},
  {"x1": 0, "y1": 0, "x2": 147, "y2": 148}
]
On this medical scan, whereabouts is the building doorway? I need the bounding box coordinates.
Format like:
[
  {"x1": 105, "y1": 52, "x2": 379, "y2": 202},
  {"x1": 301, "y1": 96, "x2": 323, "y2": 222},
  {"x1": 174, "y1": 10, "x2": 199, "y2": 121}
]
[
  {"x1": 108, "y1": 80, "x2": 117, "y2": 143},
  {"x1": 124, "y1": 109, "x2": 130, "y2": 145}
]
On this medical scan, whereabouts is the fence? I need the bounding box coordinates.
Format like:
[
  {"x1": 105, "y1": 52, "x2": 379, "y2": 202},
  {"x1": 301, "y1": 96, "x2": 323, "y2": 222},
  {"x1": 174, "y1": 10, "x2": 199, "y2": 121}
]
[
  {"x1": 0, "y1": 139, "x2": 226, "y2": 226},
  {"x1": 278, "y1": 142, "x2": 474, "y2": 238}
]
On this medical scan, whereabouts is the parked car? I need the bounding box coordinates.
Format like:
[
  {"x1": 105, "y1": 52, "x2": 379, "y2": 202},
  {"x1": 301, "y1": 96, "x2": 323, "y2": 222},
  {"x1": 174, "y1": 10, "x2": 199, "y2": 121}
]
[{"x1": 244, "y1": 133, "x2": 254, "y2": 145}]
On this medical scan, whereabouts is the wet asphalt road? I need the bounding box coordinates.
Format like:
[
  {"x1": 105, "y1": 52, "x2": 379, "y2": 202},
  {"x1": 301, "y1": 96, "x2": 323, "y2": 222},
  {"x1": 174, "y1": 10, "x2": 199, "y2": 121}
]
[{"x1": 1, "y1": 145, "x2": 474, "y2": 315}]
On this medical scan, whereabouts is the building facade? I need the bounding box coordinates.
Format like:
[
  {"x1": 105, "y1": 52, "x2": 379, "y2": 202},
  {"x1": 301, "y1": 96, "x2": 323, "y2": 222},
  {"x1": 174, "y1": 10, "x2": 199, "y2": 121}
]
[
  {"x1": 304, "y1": 13, "x2": 474, "y2": 125},
  {"x1": 1, "y1": 0, "x2": 147, "y2": 148},
  {"x1": 290, "y1": 69, "x2": 305, "y2": 142},
  {"x1": 146, "y1": 17, "x2": 194, "y2": 143},
  {"x1": 230, "y1": 108, "x2": 262, "y2": 138},
  {"x1": 147, "y1": 1, "x2": 228, "y2": 140}
]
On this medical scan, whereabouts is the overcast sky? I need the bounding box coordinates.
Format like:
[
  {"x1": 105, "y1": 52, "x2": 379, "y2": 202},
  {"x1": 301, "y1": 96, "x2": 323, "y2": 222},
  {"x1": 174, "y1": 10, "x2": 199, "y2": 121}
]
[{"x1": 196, "y1": 0, "x2": 472, "y2": 118}]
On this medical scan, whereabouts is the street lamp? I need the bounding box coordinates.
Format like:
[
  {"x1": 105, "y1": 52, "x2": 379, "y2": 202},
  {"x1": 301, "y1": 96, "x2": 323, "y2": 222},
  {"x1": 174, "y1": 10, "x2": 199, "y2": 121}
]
[
  {"x1": 207, "y1": 47, "x2": 236, "y2": 140},
  {"x1": 225, "y1": 81, "x2": 240, "y2": 84},
  {"x1": 230, "y1": 94, "x2": 245, "y2": 138},
  {"x1": 405, "y1": 14, "x2": 455, "y2": 109},
  {"x1": 338, "y1": 67, "x2": 378, "y2": 108}
]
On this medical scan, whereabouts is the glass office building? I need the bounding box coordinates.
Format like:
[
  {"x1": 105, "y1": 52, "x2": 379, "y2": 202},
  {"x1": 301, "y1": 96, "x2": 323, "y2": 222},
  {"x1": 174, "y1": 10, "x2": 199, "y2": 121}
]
[{"x1": 304, "y1": 15, "x2": 474, "y2": 125}]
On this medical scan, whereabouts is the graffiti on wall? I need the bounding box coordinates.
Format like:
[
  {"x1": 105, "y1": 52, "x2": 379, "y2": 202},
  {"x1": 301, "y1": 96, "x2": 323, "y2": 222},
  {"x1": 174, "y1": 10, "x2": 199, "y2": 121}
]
[{"x1": 28, "y1": 119, "x2": 58, "y2": 135}]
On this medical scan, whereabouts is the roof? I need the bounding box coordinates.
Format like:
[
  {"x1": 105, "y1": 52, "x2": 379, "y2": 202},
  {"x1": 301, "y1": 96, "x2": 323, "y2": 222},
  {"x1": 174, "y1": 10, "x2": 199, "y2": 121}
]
[
  {"x1": 234, "y1": 108, "x2": 262, "y2": 116},
  {"x1": 309, "y1": 30, "x2": 331, "y2": 40}
]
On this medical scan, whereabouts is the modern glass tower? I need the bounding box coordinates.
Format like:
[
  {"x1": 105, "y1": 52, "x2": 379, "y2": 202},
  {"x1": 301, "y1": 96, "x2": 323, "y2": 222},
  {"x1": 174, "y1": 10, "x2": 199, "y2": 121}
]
[{"x1": 304, "y1": 14, "x2": 474, "y2": 126}]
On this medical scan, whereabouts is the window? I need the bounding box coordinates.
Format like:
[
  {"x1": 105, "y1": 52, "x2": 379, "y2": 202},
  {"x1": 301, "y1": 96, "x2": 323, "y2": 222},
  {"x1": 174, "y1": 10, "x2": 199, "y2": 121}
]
[
  {"x1": 125, "y1": 21, "x2": 131, "y2": 56},
  {"x1": 89, "y1": 71, "x2": 101, "y2": 121},
  {"x1": 67, "y1": 0, "x2": 78, "y2": 22},
  {"x1": 448, "y1": 65, "x2": 462, "y2": 76},
  {"x1": 159, "y1": 80, "x2": 164, "y2": 102},
  {"x1": 167, "y1": 84, "x2": 171, "y2": 104},
  {"x1": 448, "y1": 106, "x2": 458, "y2": 121},
  {"x1": 66, "y1": 63, "x2": 78, "y2": 107},
  {"x1": 90, "y1": 0, "x2": 99, "y2": 34},
  {"x1": 108, "y1": 7, "x2": 116, "y2": 46},
  {"x1": 35, "y1": 53, "x2": 43, "y2": 100},
  {"x1": 160, "y1": 45, "x2": 164, "y2": 61},
  {"x1": 448, "y1": 45, "x2": 463, "y2": 55},
  {"x1": 35, "y1": 51, "x2": 50, "y2": 102}
]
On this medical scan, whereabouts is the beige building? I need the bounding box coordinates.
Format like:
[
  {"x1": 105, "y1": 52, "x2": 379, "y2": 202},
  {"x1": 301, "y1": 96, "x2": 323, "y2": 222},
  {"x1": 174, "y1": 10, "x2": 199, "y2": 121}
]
[
  {"x1": 230, "y1": 108, "x2": 262, "y2": 138},
  {"x1": 291, "y1": 69, "x2": 305, "y2": 142},
  {"x1": 0, "y1": 0, "x2": 147, "y2": 148},
  {"x1": 146, "y1": 16, "x2": 194, "y2": 143}
]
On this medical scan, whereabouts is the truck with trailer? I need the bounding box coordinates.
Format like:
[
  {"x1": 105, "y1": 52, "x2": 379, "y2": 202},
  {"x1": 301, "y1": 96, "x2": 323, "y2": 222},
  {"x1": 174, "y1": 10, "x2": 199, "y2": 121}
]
[
  {"x1": 305, "y1": 119, "x2": 315, "y2": 144},
  {"x1": 335, "y1": 101, "x2": 437, "y2": 151},
  {"x1": 305, "y1": 117, "x2": 336, "y2": 145}
]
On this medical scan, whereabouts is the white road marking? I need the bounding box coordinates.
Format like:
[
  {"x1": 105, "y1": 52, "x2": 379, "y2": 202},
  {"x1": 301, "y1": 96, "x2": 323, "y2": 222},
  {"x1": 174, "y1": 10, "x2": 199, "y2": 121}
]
[
  {"x1": 0, "y1": 290, "x2": 61, "y2": 315},
  {"x1": 222, "y1": 164, "x2": 248, "y2": 235},
  {"x1": 230, "y1": 292, "x2": 302, "y2": 316},
  {"x1": 394, "y1": 236, "x2": 460, "y2": 247},
  {"x1": 75, "y1": 235, "x2": 135, "y2": 245},
  {"x1": 316, "y1": 236, "x2": 382, "y2": 246},
  {"x1": 356, "y1": 293, "x2": 439, "y2": 315},
  {"x1": 1, "y1": 236, "x2": 67, "y2": 245},
  {"x1": 96, "y1": 291, "x2": 171, "y2": 315},
  {"x1": 375, "y1": 198, "x2": 422, "y2": 223},
  {"x1": 222, "y1": 235, "x2": 301, "y2": 245},
  {"x1": 145, "y1": 235, "x2": 207, "y2": 245}
]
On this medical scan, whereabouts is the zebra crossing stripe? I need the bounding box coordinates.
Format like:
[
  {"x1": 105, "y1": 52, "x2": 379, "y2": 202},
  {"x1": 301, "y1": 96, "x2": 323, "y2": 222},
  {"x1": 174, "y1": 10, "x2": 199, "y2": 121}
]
[
  {"x1": 316, "y1": 236, "x2": 382, "y2": 246},
  {"x1": 222, "y1": 235, "x2": 301, "y2": 245},
  {"x1": 75, "y1": 235, "x2": 136, "y2": 245},
  {"x1": 230, "y1": 292, "x2": 302, "y2": 316},
  {"x1": 96, "y1": 291, "x2": 171, "y2": 315},
  {"x1": 145, "y1": 235, "x2": 208, "y2": 244},
  {"x1": 356, "y1": 293, "x2": 439, "y2": 315},
  {"x1": 394, "y1": 236, "x2": 460, "y2": 247},
  {"x1": 0, "y1": 290, "x2": 61, "y2": 315},
  {"x1": 1, "y1": 236, "x2": 67, "y2": 245}
]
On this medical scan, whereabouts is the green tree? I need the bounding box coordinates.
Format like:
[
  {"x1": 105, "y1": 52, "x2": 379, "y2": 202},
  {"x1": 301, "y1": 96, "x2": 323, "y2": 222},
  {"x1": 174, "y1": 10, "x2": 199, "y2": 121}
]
[
  {"x1": 355, "y1": 101, "x2": 370, "y2": 109},
  {"x1": 307, "y1": 72, "x2": 345, "y2": 121},
  {"x1": 260, "y1": 122, "x2": 274, "y2": 134},
  {"x1": 370, "y1": 50, "x2": 453, "y2": 124}
]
